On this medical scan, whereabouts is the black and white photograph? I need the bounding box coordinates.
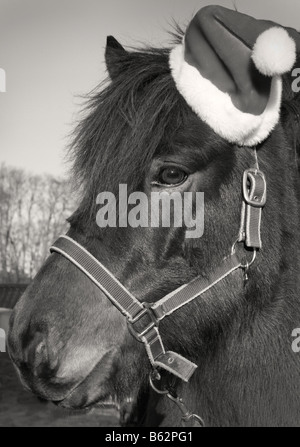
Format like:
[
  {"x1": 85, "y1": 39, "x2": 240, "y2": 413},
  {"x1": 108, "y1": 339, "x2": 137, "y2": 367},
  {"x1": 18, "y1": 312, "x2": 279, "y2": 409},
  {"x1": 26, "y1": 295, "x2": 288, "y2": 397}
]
[{"x1": 0, "y1": 0, "x2": 299, "y2": 431}]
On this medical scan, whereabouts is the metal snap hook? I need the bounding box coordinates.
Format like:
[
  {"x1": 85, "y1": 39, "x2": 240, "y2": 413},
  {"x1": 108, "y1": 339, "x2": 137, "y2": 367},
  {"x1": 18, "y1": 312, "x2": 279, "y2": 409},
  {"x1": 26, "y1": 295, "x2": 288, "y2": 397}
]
[
  {"x1": 167, "y1": 393, "x2": 205, "y2": 427},
  {"x1": 149, "y1": 370, "x2": 205, "y2": 427}
]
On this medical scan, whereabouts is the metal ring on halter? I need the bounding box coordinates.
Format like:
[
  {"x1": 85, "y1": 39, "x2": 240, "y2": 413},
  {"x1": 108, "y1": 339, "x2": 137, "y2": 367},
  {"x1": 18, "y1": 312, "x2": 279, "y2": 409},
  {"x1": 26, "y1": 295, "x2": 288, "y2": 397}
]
[
  {"x1": 149, "y1": 373, "x2": 169, "y2": 395},
  {"x1": 231, "y1": 240, "x2": 257, "y2": 269},
  {"x1": 240, "y1": 250, "x2": 257, "y2": 269}
]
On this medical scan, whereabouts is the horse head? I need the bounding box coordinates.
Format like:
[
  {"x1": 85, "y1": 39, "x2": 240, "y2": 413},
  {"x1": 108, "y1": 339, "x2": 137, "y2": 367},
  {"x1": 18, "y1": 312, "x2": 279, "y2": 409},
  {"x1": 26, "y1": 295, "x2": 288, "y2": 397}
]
[{"x1": 8, "y1": 6, "x2": 300, "y2": 426}]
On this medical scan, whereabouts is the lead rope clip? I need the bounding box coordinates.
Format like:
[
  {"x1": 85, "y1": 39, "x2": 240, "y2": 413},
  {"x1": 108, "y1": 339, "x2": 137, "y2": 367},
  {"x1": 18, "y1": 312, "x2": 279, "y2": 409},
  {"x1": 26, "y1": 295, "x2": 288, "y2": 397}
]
[
  {"x1": 166, "y1": 392, "x2": 205, "y2": 427},
  {"x1": 149, "y1": 370, "x2": 205, "y2": 428}
]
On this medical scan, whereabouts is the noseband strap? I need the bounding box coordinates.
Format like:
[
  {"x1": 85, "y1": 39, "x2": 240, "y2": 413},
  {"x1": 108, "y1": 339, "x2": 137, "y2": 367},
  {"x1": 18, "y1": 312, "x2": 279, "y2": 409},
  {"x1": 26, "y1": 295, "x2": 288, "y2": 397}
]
[
  {"x1": 50, "y1": 235, "x2": 242, "y2": 382},
  {"x1": 50, "y1": 235, "x2": 144, "y2": 320}
]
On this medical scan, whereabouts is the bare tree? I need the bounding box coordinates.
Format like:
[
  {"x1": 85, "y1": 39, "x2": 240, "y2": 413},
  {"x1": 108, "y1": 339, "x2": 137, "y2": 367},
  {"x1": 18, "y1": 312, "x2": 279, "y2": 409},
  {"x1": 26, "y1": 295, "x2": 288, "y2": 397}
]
[{"x1": 0, "y1": 164, "x2": 76, "y2": 283}]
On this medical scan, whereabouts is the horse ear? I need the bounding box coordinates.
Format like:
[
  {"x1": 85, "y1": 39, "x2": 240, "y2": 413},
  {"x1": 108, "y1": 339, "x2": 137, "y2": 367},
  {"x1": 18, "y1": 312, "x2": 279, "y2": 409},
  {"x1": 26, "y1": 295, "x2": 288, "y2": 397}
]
[{"x1": 105, "y1": 36, "x2": 127, "y2": 80}]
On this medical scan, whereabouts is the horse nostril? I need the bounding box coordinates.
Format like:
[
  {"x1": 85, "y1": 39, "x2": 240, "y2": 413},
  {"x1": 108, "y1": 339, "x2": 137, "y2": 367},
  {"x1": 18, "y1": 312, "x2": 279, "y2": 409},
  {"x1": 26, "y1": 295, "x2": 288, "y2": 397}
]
[
  {"x1": 9, "y1": 326, "x2": 58, "y2": 379},
  {"x1": 26, "y1": 339, "x2": 48, "y2": 370},
  {"x1": 23, "y1": 334, "x2": 60, "y2": 378}
]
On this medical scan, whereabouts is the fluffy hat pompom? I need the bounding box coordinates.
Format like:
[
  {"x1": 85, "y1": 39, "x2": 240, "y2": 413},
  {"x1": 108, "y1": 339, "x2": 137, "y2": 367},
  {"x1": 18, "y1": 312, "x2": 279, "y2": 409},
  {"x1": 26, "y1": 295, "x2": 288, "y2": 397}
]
[{"x1": 252, "y1": 27, "x2": 296, "y2": 77}]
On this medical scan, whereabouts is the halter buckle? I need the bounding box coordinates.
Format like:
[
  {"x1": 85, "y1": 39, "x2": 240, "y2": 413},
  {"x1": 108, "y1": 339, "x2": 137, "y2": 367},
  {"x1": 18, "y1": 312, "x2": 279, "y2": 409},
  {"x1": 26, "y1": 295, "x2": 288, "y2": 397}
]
[
  {"x1": 243, "y1": 169, "x2": 267, "y2": 208},
  {"x1": 128, "y1": 303, "x2": 158, "y2": 341}
]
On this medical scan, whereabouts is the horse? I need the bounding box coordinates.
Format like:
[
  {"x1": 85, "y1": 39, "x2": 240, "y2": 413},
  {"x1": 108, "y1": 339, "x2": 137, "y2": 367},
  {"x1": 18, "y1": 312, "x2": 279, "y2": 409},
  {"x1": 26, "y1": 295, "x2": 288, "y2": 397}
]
[{"x1": 7, "y1": 8, "x2": 300, "y2": 427}]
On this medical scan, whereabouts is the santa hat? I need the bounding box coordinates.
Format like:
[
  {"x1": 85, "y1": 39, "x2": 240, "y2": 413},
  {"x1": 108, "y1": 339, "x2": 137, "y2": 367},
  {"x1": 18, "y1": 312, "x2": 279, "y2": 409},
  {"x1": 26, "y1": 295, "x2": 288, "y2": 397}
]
[{"x1": 170, "y1": 6, "x2": 299, "y2": 146}]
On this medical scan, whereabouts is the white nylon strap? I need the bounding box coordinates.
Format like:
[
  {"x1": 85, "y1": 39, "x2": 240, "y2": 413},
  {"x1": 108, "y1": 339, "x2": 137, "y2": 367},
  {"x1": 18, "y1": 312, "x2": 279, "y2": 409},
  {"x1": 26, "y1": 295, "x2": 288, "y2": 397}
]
[
  {"x1": 152, "y1": 254, "x2": 241, "y2": 320},
  {"x1": 239, "y1": 169, "x2": 267, "y2": 249},
  {"x1": 50, "y1": 235, "x2": 143, "y2": 321}
]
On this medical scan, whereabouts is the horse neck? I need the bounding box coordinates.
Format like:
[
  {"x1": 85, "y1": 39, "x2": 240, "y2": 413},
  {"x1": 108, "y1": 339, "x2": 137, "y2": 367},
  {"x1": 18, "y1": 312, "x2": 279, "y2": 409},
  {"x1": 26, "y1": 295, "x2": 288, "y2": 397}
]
[{"x1": 160, "y1": 133, "x2": 300, "y2": 426}]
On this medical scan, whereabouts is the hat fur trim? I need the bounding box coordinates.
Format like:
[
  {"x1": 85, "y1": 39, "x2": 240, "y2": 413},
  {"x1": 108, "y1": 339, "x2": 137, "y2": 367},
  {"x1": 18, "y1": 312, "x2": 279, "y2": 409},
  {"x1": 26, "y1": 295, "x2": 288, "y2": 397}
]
[{"x1": 169, "y1": 44, "x2": 282, "y2": 146}]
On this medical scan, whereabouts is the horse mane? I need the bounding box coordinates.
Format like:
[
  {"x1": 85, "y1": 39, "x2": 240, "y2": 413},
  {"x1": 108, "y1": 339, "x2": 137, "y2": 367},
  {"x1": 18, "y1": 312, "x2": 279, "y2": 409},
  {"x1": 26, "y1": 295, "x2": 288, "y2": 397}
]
[{"x1": 68, "y1": 33, "x2": 190, "y2": 232}]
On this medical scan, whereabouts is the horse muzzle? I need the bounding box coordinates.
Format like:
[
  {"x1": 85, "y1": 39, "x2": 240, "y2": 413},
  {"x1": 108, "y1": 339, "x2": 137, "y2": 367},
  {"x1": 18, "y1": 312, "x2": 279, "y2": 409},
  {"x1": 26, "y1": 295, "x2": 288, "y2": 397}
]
[{"x1": 8, "y1": 314, "x2": 119, "y2": 405}]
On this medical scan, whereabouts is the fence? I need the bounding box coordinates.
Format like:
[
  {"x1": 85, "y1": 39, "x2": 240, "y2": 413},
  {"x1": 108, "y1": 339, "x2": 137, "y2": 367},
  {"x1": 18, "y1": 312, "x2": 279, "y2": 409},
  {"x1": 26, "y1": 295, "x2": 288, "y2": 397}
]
[{"x1": 0, "y1": 284, "x2": 28, "y2": 309}]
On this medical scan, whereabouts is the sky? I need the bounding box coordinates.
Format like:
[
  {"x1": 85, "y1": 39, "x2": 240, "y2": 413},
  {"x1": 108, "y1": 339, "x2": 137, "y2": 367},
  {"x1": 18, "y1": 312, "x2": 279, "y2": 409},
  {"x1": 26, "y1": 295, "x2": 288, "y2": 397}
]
[{"x1": 1, "y1": 0, "x2": 300, "y2": 176}]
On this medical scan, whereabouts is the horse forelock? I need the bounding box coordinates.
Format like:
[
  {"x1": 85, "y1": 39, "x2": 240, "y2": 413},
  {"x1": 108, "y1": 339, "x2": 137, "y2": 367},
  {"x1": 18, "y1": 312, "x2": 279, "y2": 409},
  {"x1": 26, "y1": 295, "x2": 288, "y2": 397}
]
[{"x1": 67, "y1": 42, "x2": 189, "y2": 231}]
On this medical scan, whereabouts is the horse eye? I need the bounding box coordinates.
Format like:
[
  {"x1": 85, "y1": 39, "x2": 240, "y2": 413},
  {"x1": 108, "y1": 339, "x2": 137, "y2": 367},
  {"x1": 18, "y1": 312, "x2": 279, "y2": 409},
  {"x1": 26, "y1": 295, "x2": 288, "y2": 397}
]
[{"x1": 157, "y1": 167, "x2": 188, "y2": 186}]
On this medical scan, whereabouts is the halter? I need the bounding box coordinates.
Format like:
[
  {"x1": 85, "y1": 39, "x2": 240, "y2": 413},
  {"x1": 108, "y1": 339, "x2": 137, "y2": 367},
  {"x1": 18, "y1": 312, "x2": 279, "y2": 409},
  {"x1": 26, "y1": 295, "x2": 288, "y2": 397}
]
[{"x1": 50, "y1": 161, "x2": 267, "y2": 427}]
